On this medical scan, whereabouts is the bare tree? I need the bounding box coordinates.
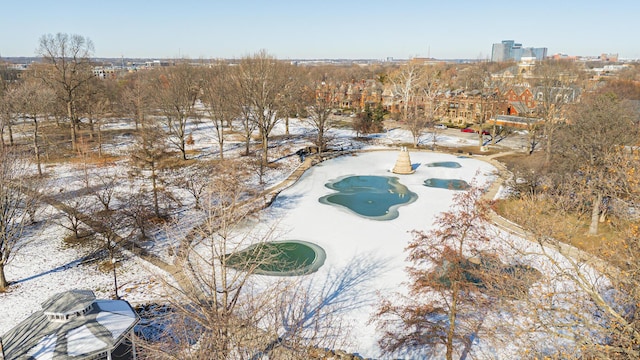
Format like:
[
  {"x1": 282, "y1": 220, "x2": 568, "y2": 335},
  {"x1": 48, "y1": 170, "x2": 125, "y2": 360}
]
[
  {"x1": 532, "y1": 59, "x2": 584, "y2": 163},
  {"x1": 0, "y1": 81, "x2": 17, "y2": 149},
  {"x1": 239, "y1": 103, "x2": 258, "y2": 156},
  {"x1": 129, "y1": 115, "x2": 170, "y2": 218},
  {"x1": 422, "y1": 64, "x2": 448, "y2": 148},
  {"x1": 117, "y1": 190, "x2": 155, "y2": 242},
  {"x1": 456, "y1": 62, "x2": 506, "y2": 147},
  {"x1": 553, "y1": 92, "x2": 638, "y2": 235},
  {"x1": 37, "y1": 33, "x2": 95, "y2": 151},
  {"x1": 0, "y1": 149, "x2": 42, "y2": 290},
  {"x1": 167, "y1": 161, "x2": 214, "y2": 210},
  {"x1": 278, "y1": 66, "x2": 307, "y2": 138},
  {"x1": 7, "y1": 74, "x2": 55, "y2": 175},
  {"x1": 76, "y1": 76, "x2": 115, "y2": 157},
  {"x1": 201, "y1": 63, "x2": 240, "y2": 160},
  {"x1": 55, "y1": 196, "x2": 92, "y2": 240},
  {"x1": 303, "y1": 72, "x2": 340, "y2": 152},
  {"x1": 389, "y1": 64, "x2": 427, "y2": 147},
  {"x1": 83, "y1": 165, "x2": 119, "y2": 212},
  {"x1": 152, "y1": 63, "x2": 201, "y2": 160},
  {"x1": 374, "y1": 186, "x2": 497, "y2": 359},
  {"x1": 120, "y1": 72, "x2": 153, "y2": 131},
  {"x1": 142, "y1": 161, "x2": 267, "y2": 358},
  {"x1": 0, "y1": 109, "x2": 4, "y2": 152},
  {"x1": 236, "y1": 51, "x2": 295, "y2": 165}
]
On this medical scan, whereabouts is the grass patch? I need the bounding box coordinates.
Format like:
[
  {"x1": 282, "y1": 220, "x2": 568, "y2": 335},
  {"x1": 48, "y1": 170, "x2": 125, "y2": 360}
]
[
  {"x1": 62, "y1": 231, "x2": 98, "y2": 248},
  {"x1": 494, "y1": 198, "x2": 628, "y2": 266}
]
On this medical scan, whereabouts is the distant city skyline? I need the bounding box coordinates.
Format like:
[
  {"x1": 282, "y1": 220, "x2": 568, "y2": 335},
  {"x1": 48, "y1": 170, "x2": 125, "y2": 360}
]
[{"x1": 2, "y1": 0, "x2": 639, "y2": 60}]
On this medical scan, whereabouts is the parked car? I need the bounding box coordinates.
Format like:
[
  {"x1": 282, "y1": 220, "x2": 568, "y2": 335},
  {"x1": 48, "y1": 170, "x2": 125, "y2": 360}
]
[
  {"x1": 481, "y1": 130, "x2": 490, "y2": 135},
  {"x1": 460, "y1": 127, "x2": 475, "y2": 133},
  {"x1": 434, "y1": 124, "x2": 447, "y2": 129}
]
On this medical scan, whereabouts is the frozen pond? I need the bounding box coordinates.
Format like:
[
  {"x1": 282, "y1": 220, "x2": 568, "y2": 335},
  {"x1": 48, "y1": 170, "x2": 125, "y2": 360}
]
[{"x1": 319, "y1": 175, "x2": 418, "y2": 220}]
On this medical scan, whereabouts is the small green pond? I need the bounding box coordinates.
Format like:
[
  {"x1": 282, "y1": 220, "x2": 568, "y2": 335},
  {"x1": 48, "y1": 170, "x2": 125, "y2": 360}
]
[
  {"x1": 226, "y1": 240, "x2": 326, "y2": 276},
  {"x1": 423, "y1": 178, "x2": 470, "y2": 190},
  {"x1": 435, "y1": 256, "x2": 541, "y2": 298},
  {"x1": 319, "y1": 175, "x2": 418, "y2": 220},
  {"x1": 425, "y1": 161, "x2": 462, "y2": 168}
]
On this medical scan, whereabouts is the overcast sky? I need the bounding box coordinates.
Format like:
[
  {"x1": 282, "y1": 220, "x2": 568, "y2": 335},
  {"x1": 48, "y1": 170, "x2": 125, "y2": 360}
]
[{"x1": 2, "y1": 0, "x2": 639, "y2": 60}]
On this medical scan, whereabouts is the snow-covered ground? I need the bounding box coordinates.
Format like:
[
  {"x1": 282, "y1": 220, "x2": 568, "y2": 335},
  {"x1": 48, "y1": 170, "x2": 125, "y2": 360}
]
[
  {"x1": 250, "y1": 150, "x2": 497, "y2": 357},
  {"x1": 2, "y1": 118, "x2": 595, "y2": 358}
]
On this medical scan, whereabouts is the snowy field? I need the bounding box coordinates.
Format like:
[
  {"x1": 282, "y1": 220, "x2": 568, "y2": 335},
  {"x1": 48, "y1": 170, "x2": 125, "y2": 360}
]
[{"x1": 1, "y1": 118, "x2": 597, "y2": 358}]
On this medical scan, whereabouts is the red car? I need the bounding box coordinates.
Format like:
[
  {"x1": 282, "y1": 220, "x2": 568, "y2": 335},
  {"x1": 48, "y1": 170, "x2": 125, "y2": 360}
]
[{"x1": 461, "y1": 128, "x2": 491, "y2": 135}]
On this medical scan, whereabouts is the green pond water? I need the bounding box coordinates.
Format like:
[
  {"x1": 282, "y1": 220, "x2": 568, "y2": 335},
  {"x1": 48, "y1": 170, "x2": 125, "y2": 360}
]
[
  {"x1": 426, "y1": 161, "x2": 462, "y2": 168},
  {"x1": 319, "y1": 175, "x2": 418, "y2": 220},
  {"x1": 424, "y1": 178, "x2": 470, "y2": 190},
  {"x1": 226, "y1": 240, "x2": 326, "y2": 276},
  {"x1": 435, "y1": 257, "x2": 541, "y2": 296}
]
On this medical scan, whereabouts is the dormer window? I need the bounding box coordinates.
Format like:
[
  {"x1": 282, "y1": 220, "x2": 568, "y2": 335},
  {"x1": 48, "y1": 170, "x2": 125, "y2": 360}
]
[{"x1": 43, "y1": 291, "x2": 96, "y2": 322}]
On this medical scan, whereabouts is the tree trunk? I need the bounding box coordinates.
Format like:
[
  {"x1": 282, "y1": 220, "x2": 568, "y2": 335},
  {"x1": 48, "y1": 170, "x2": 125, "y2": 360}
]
[
  {"x1": 97, "y1": 122, "x2": 103, "y2": 158},
  {"x1": 599, "y1": 207, "x2": 608, "y2": 223},
  {"x1": 285, "y1": 117, "x2": 290, "y2": 136},
  {"x1": 180, "y1": 125, "x2": 187, "y2": 160},
  {"x1": 446, "y1": 286, "x2": 458, "y2": 360},
  {"x1": 261, "y1": 132, "x2": 269, "y2": 166},
  {"x1": 68, "y1": 101, "x2": 77, "y2": 150},
  {"x1": 244, "y1": 134, "x2": 251, "y2": 156},
  {"x1": 135, "y1": 108, "x2": 141, "y2": 131},
  {"x1": 528, "y1": 130, "x2": 537, "y2": 155},
  {"x1": 33, "y1": 118, "x2": 42, "y2": 176},
  {"x1": 545, "y1": 127, "x2": 554, "y2": 165},
  {"x1": 217, "y1": 123, "x2": 225, "y2": 160},
  {"x1": 7, "y1": 122, "x2": 14, "y2": 146},
  {"x1": 490, "y1": 125, "x2": 497, "y2": 146},
  {"x1": 151, "y1": 163, "x2": 160, "y2": 218},
  {"x1": 0, "y1": 264, "x2": 7, "y2": 291},
  {"x1": 88, "y1": 117, "x2": 94, "y2": 140},
  {"x1": 589, "y1": 192, "x2": 602, "y2": 235},
  {"x1": 317, "y1": 127, "x2": 325, "y2": 152}
]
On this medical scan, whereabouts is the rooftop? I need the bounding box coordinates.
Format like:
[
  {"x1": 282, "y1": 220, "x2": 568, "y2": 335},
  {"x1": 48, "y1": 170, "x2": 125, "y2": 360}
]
[{"x1": 1, "y1": 290, "x2": 139, "y2": 360}]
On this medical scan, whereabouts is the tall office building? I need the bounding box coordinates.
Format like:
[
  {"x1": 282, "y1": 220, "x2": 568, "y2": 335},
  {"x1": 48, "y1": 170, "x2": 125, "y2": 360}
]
[{"x1": 491, "y1": 40, "x2": 547, "y2": 62}]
